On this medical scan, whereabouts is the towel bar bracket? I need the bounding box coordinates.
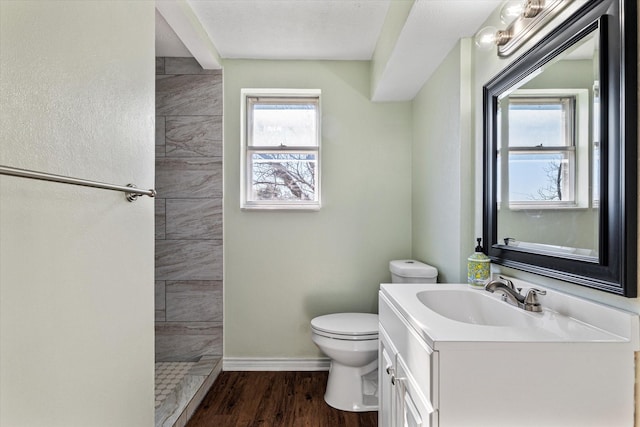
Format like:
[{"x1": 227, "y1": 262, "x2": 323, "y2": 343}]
[{"x1": 125, "y1": 184, "x2": 157, "y2": 202}]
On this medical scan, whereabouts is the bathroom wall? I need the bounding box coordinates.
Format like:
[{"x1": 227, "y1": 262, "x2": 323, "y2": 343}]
[
  {"x1": 411, "y1": 39, "x2": 474, "y2": 283},
  {"x1": 0, "y1": 1, "x2": 155, "y2": 425},
  {"x1": 223, "y1": 60, "x2": 412, "y2": 361},
  {"x1": 155, "y1": 57, "x2": 223, "y2": 361}
]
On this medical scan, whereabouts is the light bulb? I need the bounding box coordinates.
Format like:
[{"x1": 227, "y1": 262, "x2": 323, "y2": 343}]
[
  {"x1": 475, "y1": 26, "x2": 499, "y2": 50},
  {"x1": 500, "y1": 0, "x2": 525, "y2": 25}
]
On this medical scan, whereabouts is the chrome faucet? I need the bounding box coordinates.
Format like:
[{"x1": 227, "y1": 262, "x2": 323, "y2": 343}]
[
  {"x1": 485, "y1": 277, "x2": 524, "y2": 305},
  {"x1": 484, "y1": 277, "x2": 546, "y2": 312}
]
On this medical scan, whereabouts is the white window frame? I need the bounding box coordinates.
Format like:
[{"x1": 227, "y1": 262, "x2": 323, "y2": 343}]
[
  {"x1": 240, "y1": 88, "x2": 321, "y2": 210},
  {"x1": 499, "y1": 88, "x2": 590, "y2": 210}
]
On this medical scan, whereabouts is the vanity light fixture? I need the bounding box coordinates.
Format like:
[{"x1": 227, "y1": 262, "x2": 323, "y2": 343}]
[
  {"x1": 474, "y1": 26, "x2": 511, "y2": 50},
  {"x1": 501, "y1": 0, "x2": 544, "y2": 24},
  {"x1": 474, "y1": 0, "x2": 571, "y2": 57}
]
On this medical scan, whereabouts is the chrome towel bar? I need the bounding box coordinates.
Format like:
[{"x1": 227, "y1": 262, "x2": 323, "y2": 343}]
[{"x1": 0, "y1": 164, "x2": 156, "y2": 202}]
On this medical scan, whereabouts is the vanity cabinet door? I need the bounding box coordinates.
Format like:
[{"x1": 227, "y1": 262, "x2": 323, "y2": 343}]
[
  {"x1": 379, "y1": 325, "x2": 397, "y2": 427},
  {"x1": 395, "y1": 355, "x2": 435, "y2": 427}
]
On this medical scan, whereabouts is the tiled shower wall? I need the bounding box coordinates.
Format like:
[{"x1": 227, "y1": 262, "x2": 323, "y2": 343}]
[{"x1": 155, "y1": 57, "x2": 223, "y2": 362}]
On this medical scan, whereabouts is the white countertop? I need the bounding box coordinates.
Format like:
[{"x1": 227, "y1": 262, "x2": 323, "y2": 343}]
[{"x1": 379, "y1": 282, "x2": 638, "y2": 350}]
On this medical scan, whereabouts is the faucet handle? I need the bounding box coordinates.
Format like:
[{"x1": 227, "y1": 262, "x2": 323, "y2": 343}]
[
  {"x1": 524, "y1": 288, "x2": 546, "y2": 312},
  {"x1": 498, "y1": 276, "x2": 516, "y2": 290}
]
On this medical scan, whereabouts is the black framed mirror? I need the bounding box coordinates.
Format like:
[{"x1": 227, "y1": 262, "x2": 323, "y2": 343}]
[{"x1": 483, "y1": 0, "x2": 637, "y2": 297}]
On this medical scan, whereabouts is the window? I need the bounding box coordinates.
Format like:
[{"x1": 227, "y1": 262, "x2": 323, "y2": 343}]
[
  {"x1": 498, "y1": 89, "x2": 589, "y2": 209},
  {"x1": 241, "y1": 89, "x2": 321, "y2": 210}
]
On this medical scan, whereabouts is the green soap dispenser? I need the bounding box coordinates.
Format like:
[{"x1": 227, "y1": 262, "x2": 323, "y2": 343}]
[{"x1": 467, "y1": 238, "x2": 490, "y2": 288}]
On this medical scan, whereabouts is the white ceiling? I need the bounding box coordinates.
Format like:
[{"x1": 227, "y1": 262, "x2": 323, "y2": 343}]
[
  {"x1": 155, "y1": 0, "x2": 502, "y2": 100},
  {"x1": 156, "y1": 9, "x2": 191, "y2": 57},
  {"x1": 190, "y1": 0, "x2": 391, "y2": 60}
]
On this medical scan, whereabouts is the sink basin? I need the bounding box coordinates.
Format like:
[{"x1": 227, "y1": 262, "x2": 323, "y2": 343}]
[
  {"x1": 416, "y1": 289, "x2": 538, "y2": 327},
  {"x1": 381, "y1": 282, "x2": 636, "y2": 346}
]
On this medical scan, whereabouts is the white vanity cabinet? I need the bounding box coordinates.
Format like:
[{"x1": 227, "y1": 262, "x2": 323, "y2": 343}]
[
  {"x1": 379, "y1": 283, "x2": 639, "y2": 427},
  {"x1": 379, "y1": 295, "x2": 437, "y2": 427}
]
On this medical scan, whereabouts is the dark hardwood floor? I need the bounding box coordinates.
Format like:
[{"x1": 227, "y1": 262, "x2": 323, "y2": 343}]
[{"x1": 186, "y1": 371, "x2": 378, "y2": 427}]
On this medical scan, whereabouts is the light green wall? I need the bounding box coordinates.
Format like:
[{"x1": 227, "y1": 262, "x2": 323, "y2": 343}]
[
  {"x1": 411, "y1": 40, "x2": 474, "y2": 283},
  {"x1": 223, "y1": 60, "x2": 412, "y2": 358}
]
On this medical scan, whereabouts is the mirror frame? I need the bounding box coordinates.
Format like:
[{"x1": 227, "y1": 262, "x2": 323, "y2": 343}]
[{"x1": 483, "y1": 0, "x2": 637, "y2": 297}]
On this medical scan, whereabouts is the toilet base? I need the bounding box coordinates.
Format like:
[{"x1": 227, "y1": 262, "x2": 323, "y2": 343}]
[{"x1": 324, "y1": 359, "x2": 379, "y2": 412}]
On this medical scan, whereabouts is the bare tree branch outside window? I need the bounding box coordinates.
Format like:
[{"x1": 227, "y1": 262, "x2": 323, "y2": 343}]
[
  {"x1": 252, "y1": 153, "x2": 316, "y2": 201},
  {"x1": 535, "y1": 159, "x2": 563, "y2": 201}
]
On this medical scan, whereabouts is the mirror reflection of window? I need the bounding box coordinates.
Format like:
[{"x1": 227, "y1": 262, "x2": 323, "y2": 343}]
[
  {"x1": 497, "y1": 88, "x2": 590, "y2": 212},
  {"x1": 493, "y1": 24, "x2": 597, "y2": 257},
  {"x1": 506, "y1": 96, "x2": 576, "y2": 205}
]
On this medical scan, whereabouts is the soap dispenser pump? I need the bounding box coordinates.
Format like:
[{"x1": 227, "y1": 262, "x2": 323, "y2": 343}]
[{"x1": 467, "y1": 238, "x2": 490, "y2": 288}]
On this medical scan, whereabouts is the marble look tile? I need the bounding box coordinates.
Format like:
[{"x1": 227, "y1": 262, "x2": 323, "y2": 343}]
[
  {"x1": 166, "y1": 199, "x2": 222, "y2": 240},
  {"x1": 156, "y1": 116, "x2": 165, "y2": 146},
  {"x1": 155, "y1": 280, "x2": 166, "y2": 310},
  {"x1": 165, "y1": 116, "x2": 222, "y2": 157},
  {"x1": 154, "y1": 60, "x2": 225, "y2": 380},
  {"x1": 155, "y1": 281, "x2": 166, "y2": 322},
  {"x1": 154, "y1": 358, "x2": 221, "y2": 427},
  {"x1": 186, "y1": 360, "x2": 222, "y2": 420},
  {"x1": 155, "y1": 158, "x2": 222, "y2": 199},
  {"x1": 156, "y1": 144, "x2": 166, "y2": 158},
  {"x1": 188, "y1": 356, "x2": 219, "y2": 377},
  {"x1": 156, "y1": 57, "x2": 165, "y2": 75},
  {"x1": 155, "y1": 198, "x2": 166, "y2": 240},
  {"x1": 165, "y1": 281, "x2": 222, "y2": 322},
  {"x1": 155, "y1": 240, "x2": 222, "y2": 280},
  {"x1": 155, "y1": 375, "x2": 202, "y2": 427},
  {"x1": 155, "y1": 322, "x2": 223, "y2": 362},
  {"x1": 164, "y1": 57, "x2": 221, "y2": 75},
  {"x1": 156, "y1": 74, "x2": 222, "y2": 116}
]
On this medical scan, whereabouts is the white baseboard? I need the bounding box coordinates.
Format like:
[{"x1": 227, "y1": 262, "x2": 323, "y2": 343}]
[{"x1": 223, "y1": 357, "x2": 330, "y2": 371}]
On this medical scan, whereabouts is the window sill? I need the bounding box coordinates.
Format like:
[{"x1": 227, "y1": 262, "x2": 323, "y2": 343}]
[
  {"x1": 241, "y1": 203, "x2": 321, "y2": 211},
  {"x1": 506, "y1": 205, "x2": 591, "y2": 211},
  {"x1": 500, "y1": 201, "x2": 592, "y2": 211}
]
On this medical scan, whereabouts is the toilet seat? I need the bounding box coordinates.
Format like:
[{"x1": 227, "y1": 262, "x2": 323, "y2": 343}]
[{"x1": 311, "y1": 313, "x2": 378, "y2": 341}]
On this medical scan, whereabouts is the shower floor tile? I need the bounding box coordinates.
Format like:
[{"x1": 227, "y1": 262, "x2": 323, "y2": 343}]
[
  {"x1": 155, "y1": 362, "x2": 195, "y2": 409},
  {"x1": 155, "y1": 357, "x2": 222, "y2": 427}
]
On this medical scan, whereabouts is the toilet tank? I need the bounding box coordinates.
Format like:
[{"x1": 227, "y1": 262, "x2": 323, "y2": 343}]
[{"x1": 389, "y1": 260, "x2": 438, "y2": 283}]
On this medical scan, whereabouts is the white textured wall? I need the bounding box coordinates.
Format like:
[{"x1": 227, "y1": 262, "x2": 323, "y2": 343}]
[
  {"x1": 0, "y1": 2, "x2": 155, "y2": 425},
  {"x1": 411, "y1": 40, "x2": 474, "y2": 283},
  {"x1": 223, "y1": 60, "x2": 412, "y2": 359}
]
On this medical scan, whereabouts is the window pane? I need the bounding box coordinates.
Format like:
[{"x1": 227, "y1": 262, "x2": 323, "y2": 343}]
[
  {"x1": 508, "y1": 100, "x2": 569, "y2": 147},
  {"x1": 507, "y1": 152, "x2": 573, "y2": 202},
  {"x1": 249, "y1": 152, "x2": 317, "y2": 201},
  {"x1": 250, "y1": 101, "x2": 318, "y2": 147}
]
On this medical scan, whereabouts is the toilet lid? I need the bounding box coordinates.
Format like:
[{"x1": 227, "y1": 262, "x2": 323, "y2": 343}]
[{"x1": 311, "y1": 313, "x2": 378, "y2": 337}]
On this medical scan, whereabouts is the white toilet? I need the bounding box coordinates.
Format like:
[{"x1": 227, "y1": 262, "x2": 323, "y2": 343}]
[{"x1": 311, "y1": 259, "x2": 437, "y2": 412}]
